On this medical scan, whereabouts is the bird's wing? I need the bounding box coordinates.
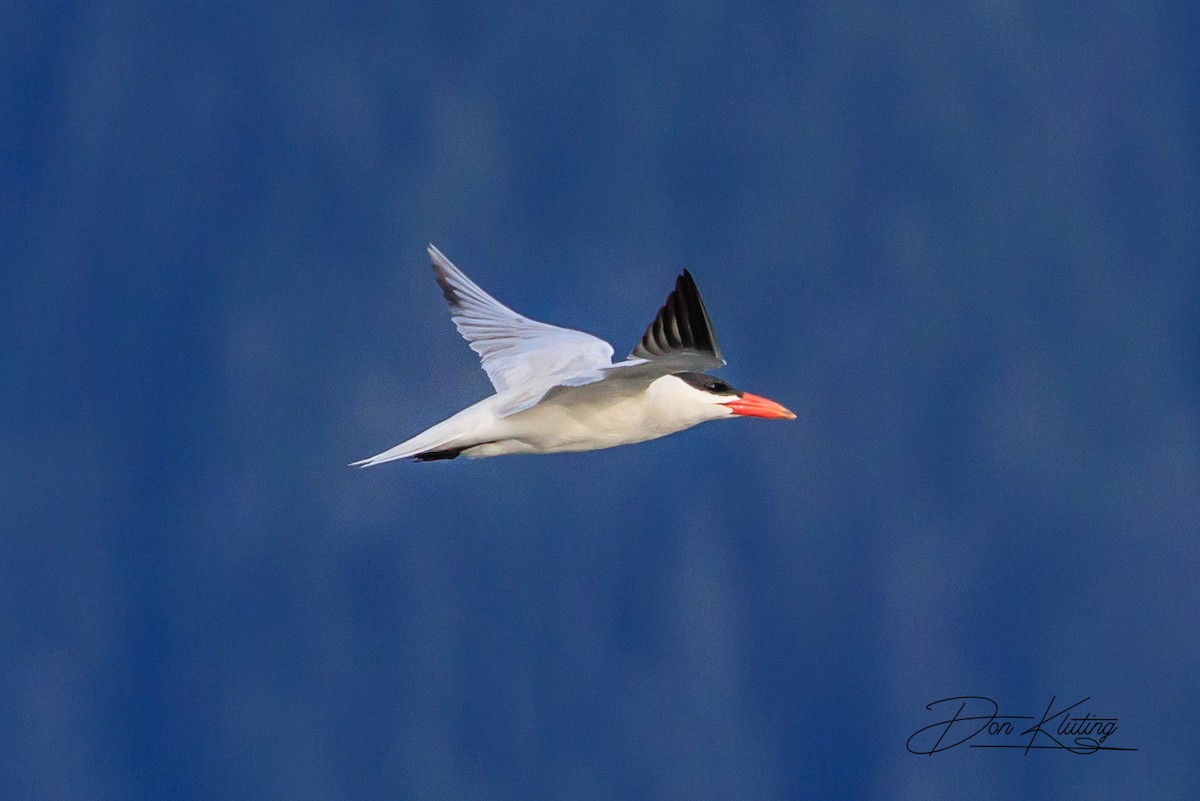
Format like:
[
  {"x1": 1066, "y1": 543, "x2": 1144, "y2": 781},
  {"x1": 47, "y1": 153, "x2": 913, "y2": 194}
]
[
  {"x1": 428, "y1": 245, "x2": 616, "y2": 413},
  {"x1": 628, "y1": 268, "x2": 725, "y2": 369},
  {"x1": 524, "y1": 269, "x2": 730, "y2": 409}
]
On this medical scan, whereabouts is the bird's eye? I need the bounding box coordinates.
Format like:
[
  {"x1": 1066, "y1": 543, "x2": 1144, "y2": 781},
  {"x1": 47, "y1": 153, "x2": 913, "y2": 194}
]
[{"x1": 710, "y1": 380, "x2": 729, "y2": 393}]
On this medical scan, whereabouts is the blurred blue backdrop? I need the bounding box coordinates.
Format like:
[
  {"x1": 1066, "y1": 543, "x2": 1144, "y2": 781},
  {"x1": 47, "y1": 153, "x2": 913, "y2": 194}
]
[{"x1": 3, "y1": 1, "x2": 1198, "y2": 799}]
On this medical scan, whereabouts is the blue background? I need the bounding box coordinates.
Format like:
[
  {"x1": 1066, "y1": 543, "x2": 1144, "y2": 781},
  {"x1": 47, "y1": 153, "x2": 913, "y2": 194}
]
[{"x1": 3, "y1": 1, "x2": 1198, "y2": 798}]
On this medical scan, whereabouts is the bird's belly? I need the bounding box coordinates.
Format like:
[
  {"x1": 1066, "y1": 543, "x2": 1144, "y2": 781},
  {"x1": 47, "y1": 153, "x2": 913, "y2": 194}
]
[{"x1": 497, "y1": 394, "x2": 697, "y2": 454}]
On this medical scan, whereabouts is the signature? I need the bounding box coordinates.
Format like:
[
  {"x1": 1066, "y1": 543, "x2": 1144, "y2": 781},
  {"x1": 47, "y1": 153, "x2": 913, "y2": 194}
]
[{"x1": 906, "y1": 696, "x2": 1137, "y2": 755}]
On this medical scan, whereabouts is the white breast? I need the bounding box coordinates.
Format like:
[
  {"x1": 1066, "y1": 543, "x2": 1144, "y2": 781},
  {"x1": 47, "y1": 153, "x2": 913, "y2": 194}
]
[{"x1": 470, "y1": 375, "x2": 730, "y2": 456}]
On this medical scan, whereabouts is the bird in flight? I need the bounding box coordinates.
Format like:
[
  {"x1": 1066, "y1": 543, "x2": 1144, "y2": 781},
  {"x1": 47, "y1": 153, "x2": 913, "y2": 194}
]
[{"x1": 352, "y1": 245, "x2": 794, "y2": 465}]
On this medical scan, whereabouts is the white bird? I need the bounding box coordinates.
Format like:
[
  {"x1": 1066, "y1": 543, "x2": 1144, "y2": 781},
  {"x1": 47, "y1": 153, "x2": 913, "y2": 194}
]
[{"x1": 351, "y1": 245, "x2": 794, "y2": 465}]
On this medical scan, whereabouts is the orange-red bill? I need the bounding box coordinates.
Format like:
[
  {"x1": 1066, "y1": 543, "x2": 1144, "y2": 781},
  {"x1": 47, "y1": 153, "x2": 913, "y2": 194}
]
[{"x1": 722, "y1": 392, "x2": 796, "y2": 420}]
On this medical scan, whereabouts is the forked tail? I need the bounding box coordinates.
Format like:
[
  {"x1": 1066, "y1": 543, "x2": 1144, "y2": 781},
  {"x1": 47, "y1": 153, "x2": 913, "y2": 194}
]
[
  {"x1": 350, "y1": 431, "x2": 474, "y2": 466},
  {"x1": 349, "y1": 399, "x2": 500, "y2": 466}
]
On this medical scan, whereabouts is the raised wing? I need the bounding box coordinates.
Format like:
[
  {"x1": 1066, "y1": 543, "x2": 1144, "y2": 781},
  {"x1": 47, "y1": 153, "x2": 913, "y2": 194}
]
[
  {"x1": 428, "y1": 245, "x2": 615, "y2": 409},
  {"x1": 535, "y1": 271, "x2": 730, "y2": 407},
  {"x1": 629, "y1": 269, "x2": 725, "y2": 369}
]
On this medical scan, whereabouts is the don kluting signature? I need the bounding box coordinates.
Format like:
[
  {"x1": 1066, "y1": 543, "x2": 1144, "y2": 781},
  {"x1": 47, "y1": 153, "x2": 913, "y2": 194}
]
[{"x1": 907, "y1": 696, "x2": 1137, "y2": 755}]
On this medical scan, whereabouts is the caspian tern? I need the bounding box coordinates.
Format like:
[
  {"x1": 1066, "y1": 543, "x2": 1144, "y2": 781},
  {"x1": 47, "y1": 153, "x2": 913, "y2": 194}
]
[{"x1": 351, "y1": 245, "x2": 794, "y2": 465}]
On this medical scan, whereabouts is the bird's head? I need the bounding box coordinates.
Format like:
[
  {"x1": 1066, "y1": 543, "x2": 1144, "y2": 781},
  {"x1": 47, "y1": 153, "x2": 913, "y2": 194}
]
[{"x1": 669, "y1": 372, "x2": 796, "y2": 422}]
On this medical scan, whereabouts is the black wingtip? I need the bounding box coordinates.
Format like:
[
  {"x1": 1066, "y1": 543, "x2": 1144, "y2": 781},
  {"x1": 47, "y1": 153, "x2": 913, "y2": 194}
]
[
  {"x1": 434, "y1": 271, "x2": 458, "y2": 307},
  {"x1": 629, "y1": 269, "x2": 723, "y2": 364},
  {"x1": 431, "y1": 256, "x2": 460, "y2": 309}
]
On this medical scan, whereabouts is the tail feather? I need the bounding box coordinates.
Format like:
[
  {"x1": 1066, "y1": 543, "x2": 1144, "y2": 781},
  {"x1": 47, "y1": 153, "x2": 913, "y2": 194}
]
[
  {"x1": 350, "y1": 396, "x2": 501, "y2": 467},
  {"x1": 349, "y1": 428, "x2": 471, "y2": 467},
  {"x1": 350, "y1": 439, "x2": 465, "y2": 467}
]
